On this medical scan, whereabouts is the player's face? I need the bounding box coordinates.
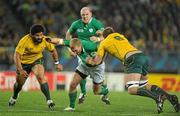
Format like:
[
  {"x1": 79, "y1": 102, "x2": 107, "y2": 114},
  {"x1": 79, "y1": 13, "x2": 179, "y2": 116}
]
[
  {"x1": 81, "y1": 10, "x2": 92, "y2": 24},
  {"x1": 70, "y1": 45, "x2": 82, "y2": 55},
  {"x1": 31, "y1": 32, "x2": 43, "y2": 44}
]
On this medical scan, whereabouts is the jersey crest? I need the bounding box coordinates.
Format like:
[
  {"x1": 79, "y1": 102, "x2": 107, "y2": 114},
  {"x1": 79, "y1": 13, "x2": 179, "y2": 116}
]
[{"x1": 89, "y1": 28, "x2": 93, "y2": 33}]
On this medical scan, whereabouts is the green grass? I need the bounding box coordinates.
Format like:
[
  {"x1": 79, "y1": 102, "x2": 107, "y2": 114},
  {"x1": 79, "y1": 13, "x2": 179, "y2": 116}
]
[{"x1": 0, "y1": 91, "x2": 180, "y2": 116}]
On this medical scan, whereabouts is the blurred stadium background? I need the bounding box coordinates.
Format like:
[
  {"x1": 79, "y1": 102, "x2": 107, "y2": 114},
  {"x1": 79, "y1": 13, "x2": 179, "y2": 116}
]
[
  {"x1": 0, "y1": 0, "x2": 179, "y2": 73},
  {"x1": 0, "y1": 0, "x2": 180, "y2": 115}
]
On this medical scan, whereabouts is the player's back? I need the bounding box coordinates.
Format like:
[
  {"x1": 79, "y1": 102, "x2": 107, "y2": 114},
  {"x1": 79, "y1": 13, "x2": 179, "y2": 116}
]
[{"x1": 100, "y1": 33, "x2": 137, "y2": 62}]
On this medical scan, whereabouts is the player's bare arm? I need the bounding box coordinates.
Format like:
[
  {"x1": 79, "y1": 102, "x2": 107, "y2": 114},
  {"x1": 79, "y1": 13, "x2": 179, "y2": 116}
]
[
  {"x1": 90, "y1": 30, "x2": 104, "y2": 42},
  {"x1": 86, "y1": 55, "x2": 103, "y2": 65},
  {"x1": 50, "y1": 49, "x2": 63, "y2": 71},
  {"x1": 97, "y1": 30, "x2": 104, "y2": 41},
  {"x1": 65, "y1": 30, "x2": 77, "y2": 57},
  {"x1": 46, "y1": 37, "x2": 64, "y2": 45},
  {"x1": 65, "y1": 30, "x2": 72, "y2": 40}
]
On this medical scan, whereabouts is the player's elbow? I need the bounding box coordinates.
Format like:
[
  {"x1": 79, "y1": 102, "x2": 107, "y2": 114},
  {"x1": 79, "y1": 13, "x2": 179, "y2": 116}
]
[
  {"x1": 65, "y1": 31, "x2": 72, "y2": 39},
  {"x1": 14, "y1": 52, "x2": 20, "y2": 63}
]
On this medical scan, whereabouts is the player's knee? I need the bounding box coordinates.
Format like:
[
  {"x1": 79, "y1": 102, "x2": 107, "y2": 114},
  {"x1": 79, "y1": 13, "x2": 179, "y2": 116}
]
[
  {"x1": 126, "y1": 81, "x2": 139, "y2": 95},
  {"x1": 128, "y1": 87, "x2": 138, "y2": 95},
  {"x1": 93, "y1": 89, "x2": 99, "y2": 95},
  {"x1": 139, "y1": 80, "x2": 148, "y2": 88},
  {"x1": 16, "y1": 78, "x2": 25, "y2": 86}
]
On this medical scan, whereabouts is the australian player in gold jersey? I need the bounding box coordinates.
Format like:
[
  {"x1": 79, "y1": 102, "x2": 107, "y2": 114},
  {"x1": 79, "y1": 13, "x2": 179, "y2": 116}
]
[
  {"x1": 87, "y1": 27, "x2": 180, "y2": 114},
  {"x1": 8, "y1": 24, "x2": 63, "y2": 109}
]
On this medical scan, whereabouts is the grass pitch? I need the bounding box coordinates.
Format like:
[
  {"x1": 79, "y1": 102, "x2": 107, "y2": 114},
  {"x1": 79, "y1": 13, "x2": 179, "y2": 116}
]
[{"x1": 0, "y1": 91, "x2": 180, "y2": 116}]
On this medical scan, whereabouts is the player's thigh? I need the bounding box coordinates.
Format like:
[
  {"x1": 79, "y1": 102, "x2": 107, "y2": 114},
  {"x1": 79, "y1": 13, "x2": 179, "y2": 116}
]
[
  {"x1": 76, "y1": 63, "x2": 89, "y2": 77},
  {"x1": 124, "y1": 53, "x2": 149, "y2": 75},
  {"x1": 16, "y1": 64, "x2": 32, "y2": 85},
  {"x1": 90, "y1": 62, "x2": 105, "y2": 84},
  {"x1": 125, "y1": 73, "x2": 141, "y2": 94},
  {"x1": 32, "y1": 64, "x2": 46, "y2": 82},
  {"x1": 125, "y1": 73, "x2": 141, "y2": 83}
]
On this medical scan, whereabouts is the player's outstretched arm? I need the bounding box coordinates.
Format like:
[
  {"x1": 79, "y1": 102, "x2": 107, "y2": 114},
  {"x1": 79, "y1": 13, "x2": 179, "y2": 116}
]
[
  {"x1": 65, "y1": 30, "x2": 72, "y2": 40},
  {"x1": 46, "y1": 37, "x2": 64, "y2": 45},
  {"x1": 65, "y1": 31, "x2": 77, "y2": 57},
  {"x1": 90, "y1": 30, "x2": 104, "y2": 42},
  {"x1": 51, "y1": 49, "x2": 63, "y2": 71},
  {"x1": 96, "y1": 30, "x2": 104, "y2": 41},
  {"x1": 86, "y1": 55, "x2": 103, "y2": 65}
]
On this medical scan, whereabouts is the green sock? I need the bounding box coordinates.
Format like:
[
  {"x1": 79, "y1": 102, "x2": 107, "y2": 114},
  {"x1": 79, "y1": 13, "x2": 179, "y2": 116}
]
[
  {"x1": 99, "y1": 84, "x2": 109, "y2": 95},
  {"x1": 69, "y1": 91, "x2": 77, "y2": 108},
  {"x1": 13, "y1": 82, "x2": 22, "y2": 99},
  {"x1": 102, "y1": 84, "x2": 107, "y2": 88},
  {"x1": 151, "y1": 85, "x2": 170, "y2": 99},
  {"x1": 40, "y1": 83, "x2": 51, "y2": 100},
  {"x1": 137, "y1": 87, "x2": 158, "y2": 101},
  {"x1": 80, "y1": 79, "x2": 86, "y2": 94}
]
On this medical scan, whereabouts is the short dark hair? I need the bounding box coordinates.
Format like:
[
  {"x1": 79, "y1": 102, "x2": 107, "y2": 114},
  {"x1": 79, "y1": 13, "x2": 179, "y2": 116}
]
[
  {"x1": 30, "y1": 24, "x2": 45, "y2": 35},
  {"x1": 103, "y1": 27, "x2": 114, "y2": 38}
]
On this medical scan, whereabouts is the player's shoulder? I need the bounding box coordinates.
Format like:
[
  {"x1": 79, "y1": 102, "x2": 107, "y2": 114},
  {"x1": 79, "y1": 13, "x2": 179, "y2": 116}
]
[
  {"x1": 99, "y1": 39, "x2": 107, "y2": 47},
  {"x1": 16, "y1": 34, "x2": 31, "y2": 47},
  {"x1": 91, "y1": 17, "x2": 103, "y2": 29},
  {"x1": 92, "y1": 17, "x2": 102, "y2": 23},
  {"x1": 72, "y1": 19, "x2": 82, "y2": 25},
  {"x1": 22, "y1": 34, "x2": 30, "y2": 39},
  {"x1": 113, "y1": 33, "x2": 126, "y2": 40},
  {"x1": 90, "y1": 17, "x2": 96, "y2": 22},
  {"x1": 109, "y1": 33, "x2": 123, "y2": 38},
  {"x1": 19, "y1": 34, "x2": 31, "y2": 42},
  {"x1": 81, "y1": 39, "x2": 93, "y2": 44}
]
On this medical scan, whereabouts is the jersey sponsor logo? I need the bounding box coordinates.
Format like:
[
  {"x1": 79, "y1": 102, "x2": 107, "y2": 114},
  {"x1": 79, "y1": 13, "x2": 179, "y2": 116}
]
[
  {"x1": 162, "y1": 78, "x2": 180, "y2": 92},
  {"x1": 114, "y1": 36, "x2": 124, "y2": 40},
  {"x1": 89, "y1": 28, "x2": 93, "y2": 33},
  {"x1": 77, "y1": 28, "x2": 84, "y2": 33},
  {"x1": 148, "y1": 74, "x2": 180, "y2": 92}
]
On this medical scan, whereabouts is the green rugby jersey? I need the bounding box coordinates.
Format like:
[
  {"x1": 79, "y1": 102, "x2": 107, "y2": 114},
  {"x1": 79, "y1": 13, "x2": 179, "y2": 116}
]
[
  {"x1": 64, "y1": 40, "x2": 98, "y2": 65},
  {"x1": 68, "y1": 17, "x2": 104, "y2": 41}
]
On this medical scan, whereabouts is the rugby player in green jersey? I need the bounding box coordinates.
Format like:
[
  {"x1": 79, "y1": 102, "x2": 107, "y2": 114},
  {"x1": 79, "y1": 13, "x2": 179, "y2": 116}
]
[
  {"x1": 66, "y1": 7, "x2": 105, "y2": 104},
  {"x1": 46, "y1": 37, "x2": 110, "y2": 111}
]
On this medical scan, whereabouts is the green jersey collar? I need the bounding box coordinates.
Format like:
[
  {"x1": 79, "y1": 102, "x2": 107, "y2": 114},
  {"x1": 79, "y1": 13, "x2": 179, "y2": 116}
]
[{"x1": 82, "y1": 17, "x2": 93, "y2": 25}]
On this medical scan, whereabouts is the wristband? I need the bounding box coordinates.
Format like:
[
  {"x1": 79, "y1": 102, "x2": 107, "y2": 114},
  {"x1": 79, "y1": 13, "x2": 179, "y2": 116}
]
[
  {"x1": 58, "y1": 39, "x2": 64, "y2": 45},
  {"x1": 54, "y1": 61, "x2": 59, "y2": 65},
  {"x1": 97, "y1": 37, "x2": 100, "y2": 41}
]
